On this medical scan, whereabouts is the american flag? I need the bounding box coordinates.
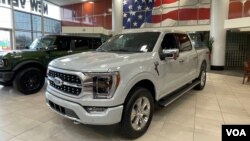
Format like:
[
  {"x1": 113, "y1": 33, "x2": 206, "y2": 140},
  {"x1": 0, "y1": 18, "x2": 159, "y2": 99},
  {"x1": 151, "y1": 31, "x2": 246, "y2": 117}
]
[{"x1": 123, "y1": 0, "x2": 211, "y2": 29}]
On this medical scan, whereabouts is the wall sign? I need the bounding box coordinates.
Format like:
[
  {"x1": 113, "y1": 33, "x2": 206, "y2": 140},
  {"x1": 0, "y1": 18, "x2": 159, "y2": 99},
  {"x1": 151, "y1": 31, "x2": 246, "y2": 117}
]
[{"x1": 0, "y1": 0, "x2": 61, "y2": 20}]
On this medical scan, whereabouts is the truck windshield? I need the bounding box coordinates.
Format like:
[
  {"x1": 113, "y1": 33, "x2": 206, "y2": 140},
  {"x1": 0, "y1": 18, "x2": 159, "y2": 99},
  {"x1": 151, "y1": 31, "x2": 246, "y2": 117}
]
[
  {"x1": 97, "y1": 32, "x2": 160, "y2": 53},
  {"x1": 29, "y1": 36, "x2": 56, "y2": 50}
]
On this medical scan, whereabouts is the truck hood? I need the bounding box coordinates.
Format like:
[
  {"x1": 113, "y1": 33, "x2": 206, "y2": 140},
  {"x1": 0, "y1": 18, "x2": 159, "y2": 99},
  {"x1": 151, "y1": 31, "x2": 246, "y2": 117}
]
[
  {"x1": 0, "y1": 49, "x2": 37, "y2": 58},
  {"x1": 49, "y1": 51, "x2": 153, "y2": 72}
]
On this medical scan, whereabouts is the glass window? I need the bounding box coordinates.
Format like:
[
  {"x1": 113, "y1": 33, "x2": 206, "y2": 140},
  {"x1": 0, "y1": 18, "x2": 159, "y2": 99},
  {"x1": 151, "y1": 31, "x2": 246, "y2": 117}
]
[
  {"x1": 57, "y1": 37, "x2": 70, "y2": 51},
  {"x1": 32, "y1": 15, "x2": 42, "y2": 32},
  {"x1": 161, "y1": 34, "x2": 177, "y2": 50},
  {"x1": 123, "y1": 12, "x2": 131, "y2": 29},
  {"x1": 72, "y1": 37, "x2": 102, "y2": 50},
  {"x1": 29, "y1": 36, "x2": 56, "y2": 50},
  {"x1": 33, "y1": 32, "x2": 42, "y2": 40},
  {"x1": 44, "y1": 18, "x2": 61, "y2": 34},
  {"x1": 189, "y1": 32, "x2": 209, "y2": 48},
  {"x1": 0, "y1": 30, "x2": 11, "y2": 51},
  {"x1": 15, "y1": 31, "x2": 32, "y2": 49},
  {"x1": 98, "y1": 32, "x2": 160, "y2": 53},
  {"x1": 14, "y1": 11, "x2": 31, "y2": 31},
  {"x1": 104, "y1": 14, "x2": 112, "y2": 30},
  {"x1": 175, "y1": 34, "x2": 192, "y2": 52},
  {"x1": 73, "y1": 37, "x2": 89, "y2": 50},
  {"x1": 89, "y1": 38, "x2": 102, "y2": 50}
]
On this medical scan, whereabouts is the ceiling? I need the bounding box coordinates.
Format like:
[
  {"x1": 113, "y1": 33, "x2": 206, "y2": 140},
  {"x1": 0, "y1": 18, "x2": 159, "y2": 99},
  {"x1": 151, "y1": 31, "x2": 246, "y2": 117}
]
[{"x1": 46, "y1": 0, "x2": 85, "y2": 6}]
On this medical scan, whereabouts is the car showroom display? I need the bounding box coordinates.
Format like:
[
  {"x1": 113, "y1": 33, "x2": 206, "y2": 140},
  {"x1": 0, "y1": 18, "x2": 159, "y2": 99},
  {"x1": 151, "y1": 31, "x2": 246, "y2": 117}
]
[
  {"x1": 0, "y1": 35, "x2": 102, "y2": 94},
  {"x1": 45, "y1": 30, "x2": 209, "y2": 139}
]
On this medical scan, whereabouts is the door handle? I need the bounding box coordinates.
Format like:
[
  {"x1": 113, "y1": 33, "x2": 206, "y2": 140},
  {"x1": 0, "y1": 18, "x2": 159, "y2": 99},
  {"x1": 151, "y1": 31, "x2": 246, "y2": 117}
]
[
  {"x1": 179, "y1": 59, "x2": 184, "y2": 63},
  {"x1": 193, "y1": 56, "x2": 198, "y2": 59}
]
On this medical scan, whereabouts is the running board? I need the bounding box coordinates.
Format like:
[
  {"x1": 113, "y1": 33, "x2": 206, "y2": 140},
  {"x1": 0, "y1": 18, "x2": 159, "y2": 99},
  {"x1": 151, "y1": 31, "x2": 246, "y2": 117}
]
[{"x1": 158, "y1": 80, "x2": 200, "y2": 107}]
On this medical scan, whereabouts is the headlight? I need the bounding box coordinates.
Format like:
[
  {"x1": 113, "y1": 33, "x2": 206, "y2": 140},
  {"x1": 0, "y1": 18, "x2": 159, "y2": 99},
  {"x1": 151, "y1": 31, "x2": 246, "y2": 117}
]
[
  {"x1": 0, "y1": 59, "x2": 7, "y2": 68},
  {"x1": 83, "y1": 72, "x2": 120, "y2": 99}
]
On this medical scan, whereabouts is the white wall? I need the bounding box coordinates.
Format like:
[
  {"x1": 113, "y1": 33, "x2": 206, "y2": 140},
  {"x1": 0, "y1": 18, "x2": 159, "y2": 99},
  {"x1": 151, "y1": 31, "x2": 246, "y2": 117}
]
[
  {"x1": 0, "y1": 7, "x2": 12, "y2": 29},
  {"x1": 62, "y1": 26, "x2": 112, "y2": 35},
  {"x1": 225, "y1": 17, "x2": 250, "y2": 30}
]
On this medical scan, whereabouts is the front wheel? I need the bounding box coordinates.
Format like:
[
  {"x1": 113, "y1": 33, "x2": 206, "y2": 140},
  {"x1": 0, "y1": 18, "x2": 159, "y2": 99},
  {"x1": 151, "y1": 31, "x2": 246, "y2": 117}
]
[
  {"x1": 121, "y1": 87, "x2": 154, "y2": 139},
  {"x1": 13, "y1": 67, "x2": 45, "y2": 95},
  {"x1": 194, "y1": 62, "x2": 206, "y2": 90}
]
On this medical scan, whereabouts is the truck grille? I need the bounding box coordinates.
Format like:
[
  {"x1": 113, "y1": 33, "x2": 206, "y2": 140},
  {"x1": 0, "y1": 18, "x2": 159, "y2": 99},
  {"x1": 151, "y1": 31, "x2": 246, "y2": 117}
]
[
  {"x1": 48, "y1": 70, "x2": 81, "y2": 84},
  {"x1": 48, "y1": 70, "x2": 82, "y2": 96}
]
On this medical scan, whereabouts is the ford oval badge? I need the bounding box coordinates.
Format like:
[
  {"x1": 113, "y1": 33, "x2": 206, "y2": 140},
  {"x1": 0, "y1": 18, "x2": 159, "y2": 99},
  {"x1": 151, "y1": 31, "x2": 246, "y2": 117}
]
[{"x1": 54, "y1": 77, "x2": 63, "y2": 86}]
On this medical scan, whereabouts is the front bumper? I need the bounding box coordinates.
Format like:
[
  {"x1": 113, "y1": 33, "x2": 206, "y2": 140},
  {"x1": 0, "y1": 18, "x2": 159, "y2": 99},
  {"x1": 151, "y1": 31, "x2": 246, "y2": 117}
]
[
  {"x1": 0, "y1": 71, "x2": 14, "y2": 83},
  {"x1": 45, "y1": 91, "x2": 124, "y2": 125}
]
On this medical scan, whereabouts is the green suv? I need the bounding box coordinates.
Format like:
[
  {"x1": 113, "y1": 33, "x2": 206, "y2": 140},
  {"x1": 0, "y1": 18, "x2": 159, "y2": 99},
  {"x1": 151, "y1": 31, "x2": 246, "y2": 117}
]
[{"x1": 0, "y1": 35, "x2": 102, "y2": 94}]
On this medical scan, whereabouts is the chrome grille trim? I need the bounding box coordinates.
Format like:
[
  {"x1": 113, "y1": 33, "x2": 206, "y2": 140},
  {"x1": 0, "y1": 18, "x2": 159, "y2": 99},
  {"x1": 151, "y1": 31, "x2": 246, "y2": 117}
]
[
  {"x1": 48, "y1": 77, "x2": 82, "y2": 88},
  {"x1": 47, "y1": 66, "x2": 86, "y2": 98}
]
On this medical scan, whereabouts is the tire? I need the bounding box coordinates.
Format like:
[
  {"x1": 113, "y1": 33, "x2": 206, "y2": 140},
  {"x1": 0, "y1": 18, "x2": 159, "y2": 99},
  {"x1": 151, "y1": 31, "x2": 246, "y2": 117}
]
[
  {"x1": 194, "y1": 62, "x2": 207, "y2": 90},
  {"x1": 121, "y1": 87, "x2": 154, "y2": 139},
  {"x1": 13, "y1": 67, "x2": 45, "y2": 95}
]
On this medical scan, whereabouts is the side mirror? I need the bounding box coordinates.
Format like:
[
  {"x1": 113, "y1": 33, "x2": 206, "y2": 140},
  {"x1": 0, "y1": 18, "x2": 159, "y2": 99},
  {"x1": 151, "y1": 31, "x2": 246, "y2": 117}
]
[{"x1": 160, "y1": 49, "x2": 179, "y2": 60}]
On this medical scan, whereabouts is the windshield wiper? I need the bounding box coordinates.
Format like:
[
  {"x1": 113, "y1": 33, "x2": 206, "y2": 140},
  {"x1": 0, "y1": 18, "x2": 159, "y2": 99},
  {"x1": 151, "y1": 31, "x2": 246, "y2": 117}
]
[{"x1": 96, "y1": 48, "x2": 107, "y2": 52}]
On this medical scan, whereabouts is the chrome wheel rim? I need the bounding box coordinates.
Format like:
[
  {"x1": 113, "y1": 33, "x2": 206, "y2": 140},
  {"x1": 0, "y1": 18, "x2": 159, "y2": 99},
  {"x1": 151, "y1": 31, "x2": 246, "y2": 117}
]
[
  {"x1": 200, "y1": 70, "x2": 206, "y2": 86},
  {"x1": 130, "y1": 97, "x2": 150, "y2": 131}
]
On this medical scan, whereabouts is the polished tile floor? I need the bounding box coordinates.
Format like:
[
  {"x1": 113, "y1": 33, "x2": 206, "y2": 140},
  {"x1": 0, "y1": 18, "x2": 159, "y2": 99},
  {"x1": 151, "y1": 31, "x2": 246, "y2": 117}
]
[{"x1": 0, "y1": 72, "x2": 250, "y2": 141}]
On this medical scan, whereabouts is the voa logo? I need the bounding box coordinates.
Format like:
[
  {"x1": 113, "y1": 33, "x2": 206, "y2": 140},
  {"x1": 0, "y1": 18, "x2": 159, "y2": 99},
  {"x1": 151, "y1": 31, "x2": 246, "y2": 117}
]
[{"x1": 226, "y1": 129, "x2": 247, "y2": 136}]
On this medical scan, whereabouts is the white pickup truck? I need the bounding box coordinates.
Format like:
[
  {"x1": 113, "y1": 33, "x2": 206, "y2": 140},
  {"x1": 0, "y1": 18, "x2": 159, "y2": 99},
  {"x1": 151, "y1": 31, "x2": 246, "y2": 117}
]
[{"x1": 45, "y1": 30, "x2": 209, "y2": 139}]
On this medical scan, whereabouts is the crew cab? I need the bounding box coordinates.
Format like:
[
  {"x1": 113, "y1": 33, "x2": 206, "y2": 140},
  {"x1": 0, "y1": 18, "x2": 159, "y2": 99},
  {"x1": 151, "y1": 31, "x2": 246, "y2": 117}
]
[
  {"x1": 45, "y1": 30, "x2": 209, "y2": 139},
  {"x1": 0, "y1": 35, "x2": 102, "y2": 94}
]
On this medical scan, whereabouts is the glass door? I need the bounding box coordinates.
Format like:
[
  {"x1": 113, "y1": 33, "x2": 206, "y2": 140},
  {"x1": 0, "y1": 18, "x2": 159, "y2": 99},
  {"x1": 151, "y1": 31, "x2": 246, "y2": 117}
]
[{"x1": 0, "y1": 30, "x2": 11, "y2": 51}]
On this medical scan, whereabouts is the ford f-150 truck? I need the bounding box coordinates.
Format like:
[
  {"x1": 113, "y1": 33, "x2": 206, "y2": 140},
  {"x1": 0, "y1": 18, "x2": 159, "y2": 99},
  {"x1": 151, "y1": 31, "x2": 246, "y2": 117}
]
[
  {"x1": 45, "y1": 30, "x2": 209, "y2": 139},
  {"x1": 0, "y1": 35, "x2": 102, "y2": 94}
]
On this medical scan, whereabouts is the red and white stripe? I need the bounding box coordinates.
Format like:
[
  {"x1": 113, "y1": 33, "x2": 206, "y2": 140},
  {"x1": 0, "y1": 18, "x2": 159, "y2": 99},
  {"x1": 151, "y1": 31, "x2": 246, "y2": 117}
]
[{"x1": 142, "y1": 0, "x2": 210, "y2": 27}]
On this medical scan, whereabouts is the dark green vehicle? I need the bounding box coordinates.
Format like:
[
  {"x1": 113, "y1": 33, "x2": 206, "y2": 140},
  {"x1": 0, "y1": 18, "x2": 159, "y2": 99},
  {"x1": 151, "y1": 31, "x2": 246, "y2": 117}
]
[{"x1": 0, "y1": 35, "x2": 102, "y2": 94}]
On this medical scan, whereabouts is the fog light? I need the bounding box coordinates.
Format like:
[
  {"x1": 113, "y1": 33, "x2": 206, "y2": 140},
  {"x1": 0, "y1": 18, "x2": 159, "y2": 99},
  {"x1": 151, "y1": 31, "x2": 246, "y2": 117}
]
[{"x1": 85, "y1": 107, "x2": 107, "y2": 113}]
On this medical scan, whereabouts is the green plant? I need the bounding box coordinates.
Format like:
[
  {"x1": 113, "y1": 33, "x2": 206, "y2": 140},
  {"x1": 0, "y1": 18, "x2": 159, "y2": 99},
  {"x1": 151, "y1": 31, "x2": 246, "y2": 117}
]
[{"x1": 206, "y1": 37, "x2": 214, "y2": 52}]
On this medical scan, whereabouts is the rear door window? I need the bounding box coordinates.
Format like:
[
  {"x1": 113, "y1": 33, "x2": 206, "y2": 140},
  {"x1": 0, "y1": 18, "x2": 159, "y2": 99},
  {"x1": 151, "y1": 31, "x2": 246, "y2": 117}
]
[
  {"x1": 89, "y1": 38, "x2": 102, "y2": 50},
  {"x1": 73, "y1": 37, "x2": 89, "y2": 50},
  {"x1": 57, "y1": 36, "x2": 70, "y2": 51},
  {"x1": 175, "y1": 34, "x2": 192, "y2": 52}
]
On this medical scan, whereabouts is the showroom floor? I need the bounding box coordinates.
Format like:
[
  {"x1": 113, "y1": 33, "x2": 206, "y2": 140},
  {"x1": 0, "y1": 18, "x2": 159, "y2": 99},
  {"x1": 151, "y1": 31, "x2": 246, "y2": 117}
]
[{"x1": 0, "y1": 71, "x2": 250, "y2": 141}]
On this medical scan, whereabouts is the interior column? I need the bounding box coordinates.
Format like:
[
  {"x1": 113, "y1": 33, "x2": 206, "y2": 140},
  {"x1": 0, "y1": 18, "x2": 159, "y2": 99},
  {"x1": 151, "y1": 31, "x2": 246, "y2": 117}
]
[
  {"x1": 112, "y1": 0, "x2": 123, "y2": 35},
  {"x1": 210, "y1": 0, "x2": 229, "y2": 70}
]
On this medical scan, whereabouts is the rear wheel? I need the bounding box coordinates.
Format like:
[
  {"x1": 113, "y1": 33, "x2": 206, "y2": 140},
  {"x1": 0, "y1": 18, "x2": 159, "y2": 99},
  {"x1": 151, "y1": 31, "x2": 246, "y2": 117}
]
[
  {"x1": 194, "y1": 62, "x2": 206, "y2": 90},
  {"x1": 13, "y1": 67, "x2": 45, "y2": 94},
  {"x1": 121, "y1": 87, "x2": 154, "y2": 139}
]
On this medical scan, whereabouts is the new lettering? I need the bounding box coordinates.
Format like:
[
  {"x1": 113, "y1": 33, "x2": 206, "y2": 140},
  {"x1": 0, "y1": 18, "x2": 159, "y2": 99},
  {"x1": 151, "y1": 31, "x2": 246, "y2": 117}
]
[
  {"x1": 0, "y1": 0, "x2": 48, "y2": 15},
  {"x1": 30, "y1": 0, "x2": 48, "y2": 14}
]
